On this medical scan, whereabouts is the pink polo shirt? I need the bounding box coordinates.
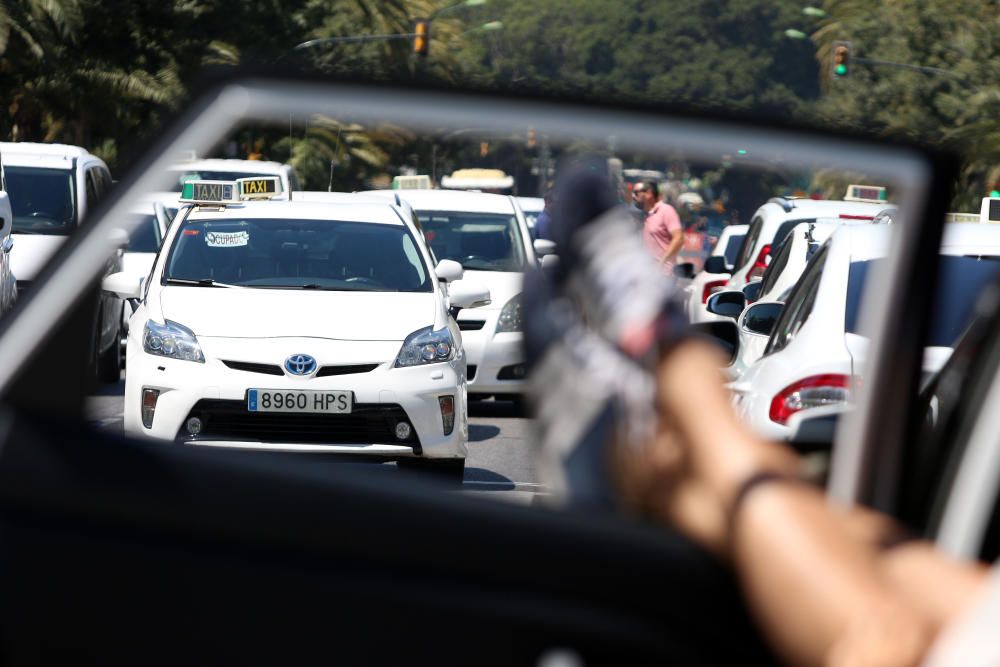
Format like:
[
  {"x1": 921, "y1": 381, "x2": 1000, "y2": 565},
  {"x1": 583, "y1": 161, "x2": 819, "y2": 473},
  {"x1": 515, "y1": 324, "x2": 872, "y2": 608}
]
[{"x1": 642, "y1": 201, "x2": 683, "y2": 270}]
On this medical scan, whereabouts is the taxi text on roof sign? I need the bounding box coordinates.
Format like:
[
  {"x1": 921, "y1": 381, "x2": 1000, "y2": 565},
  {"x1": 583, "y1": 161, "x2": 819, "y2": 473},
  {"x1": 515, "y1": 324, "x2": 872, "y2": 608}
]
[
  {"x1": 844, "y1": 184, "x2": 888, "y2": 204},
  {"x1": 237, "y1": 176, "x2": 281, "y2": 199},
  {"x1": 180, "y1": 180, "x2": 239, "y2": 205},
  {"x1": 179, "y1": 177, "x2": 282, "y2": 205}
]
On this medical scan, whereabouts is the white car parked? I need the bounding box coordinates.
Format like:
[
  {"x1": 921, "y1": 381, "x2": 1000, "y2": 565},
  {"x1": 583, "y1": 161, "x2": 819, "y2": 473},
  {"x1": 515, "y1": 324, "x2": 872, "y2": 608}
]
[
  {"x1": 685, "y1": 223, "x2": 747, "y2": 323},
  {"x1": 731, "y1": 223, "x2": 1000, "y2": 441},
  {"x1": 1, "y1": 141, "x2": 123, "y2": 381},
  {"x1": 725, "y1": 196, "x2": 896, "y2": 295},
  {"x1": 105, "y1": 179, "x2": 490, "y2": 479},
  {"x1": 366, "y1": 188, "x2": 538, "y2": 399},
  {"x1": 710, "y1": 220, "x2": 870, "y2": 378}
]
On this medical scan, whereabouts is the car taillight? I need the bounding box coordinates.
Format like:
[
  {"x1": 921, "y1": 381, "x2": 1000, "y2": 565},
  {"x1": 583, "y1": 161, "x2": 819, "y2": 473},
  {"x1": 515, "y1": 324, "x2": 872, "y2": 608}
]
[
  {"x1": 702, "y1": 279, "x2": 728, "y2": 303},
  {"x1": 769, "y1": 374, "x2": 851, "y2": 425},
  {"x1": 839, "y1": 214, "x2": 874, "y2": 220},
  {"x1": 745, "y1": 244, "x2": 771, "y2": 282}
]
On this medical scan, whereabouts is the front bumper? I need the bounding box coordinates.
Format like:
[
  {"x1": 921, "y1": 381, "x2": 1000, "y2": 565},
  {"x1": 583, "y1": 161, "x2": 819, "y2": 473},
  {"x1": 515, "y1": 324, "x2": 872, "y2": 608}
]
[
  {"x1": 123, "y1": 337, "x2": 467, "y2": 460},
  {"x1": 457, "y1": 308, "x2": 525, "y2": 396}
]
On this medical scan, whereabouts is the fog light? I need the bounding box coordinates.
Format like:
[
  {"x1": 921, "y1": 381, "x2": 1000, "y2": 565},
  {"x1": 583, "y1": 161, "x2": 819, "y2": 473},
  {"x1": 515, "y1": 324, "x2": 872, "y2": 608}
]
[
  {"x1": 185, "y1": 417, "x2": 203, "y2": 436},
  {"x1": 395, "y1": 421, "x2": 412, "y2": 440},
  {"x1": 141, "y1": 388, "x2": 160, "y2": 429},
  {"x1": 439, "y1": 395, "x2": 455, "y2": 436}
]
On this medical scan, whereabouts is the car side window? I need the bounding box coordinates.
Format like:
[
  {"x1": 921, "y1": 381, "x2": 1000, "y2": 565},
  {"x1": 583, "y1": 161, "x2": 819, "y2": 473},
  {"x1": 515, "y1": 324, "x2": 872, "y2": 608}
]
[
  {"x1": 758, "y1": 231, "x2": 793, "y2": 296},
  {"x1": 85, "y1": 169, "x2": 99, "y2": 205},
  {"x1": 734, "y1": 217, "x2": 762, "y2": 270},
  {"x1": 765, "y1": 243, "x2": 828, "y2": 355}
]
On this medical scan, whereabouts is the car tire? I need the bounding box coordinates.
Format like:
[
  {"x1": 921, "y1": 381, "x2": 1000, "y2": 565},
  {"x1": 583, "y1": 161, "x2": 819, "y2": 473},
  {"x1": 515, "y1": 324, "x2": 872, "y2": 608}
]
[{"x1": 398, "y1": 457, "x2": 465, "y2": 485}]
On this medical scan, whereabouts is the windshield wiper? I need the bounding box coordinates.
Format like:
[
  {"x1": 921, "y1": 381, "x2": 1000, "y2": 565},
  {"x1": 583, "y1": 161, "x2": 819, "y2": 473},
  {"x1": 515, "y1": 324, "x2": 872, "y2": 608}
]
[{"x1": 163, "y1": 277, "x2": 241, "y2": 288}]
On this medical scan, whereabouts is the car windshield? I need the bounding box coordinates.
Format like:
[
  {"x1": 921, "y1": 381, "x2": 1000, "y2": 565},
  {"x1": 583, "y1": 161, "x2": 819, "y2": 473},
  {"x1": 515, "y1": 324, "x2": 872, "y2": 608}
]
[
  {"x1": 417, "y1": 211, "x2": 526, "y2": 271},
  {"x1": 168, "y1": 170, "x2": 278, "y2": 192},
  {"x1": 163, "y1": 217, "x2": 431, "y2": 292},
  {"x1": 846, "y1": 255, "x2": 1000, "y2": 346},
  {"x1": 127, "y1": 214, "x2": 162, "y2": 253},
  {"x1": 5, "y1": 166, "x2": 76, "y2": 234}
]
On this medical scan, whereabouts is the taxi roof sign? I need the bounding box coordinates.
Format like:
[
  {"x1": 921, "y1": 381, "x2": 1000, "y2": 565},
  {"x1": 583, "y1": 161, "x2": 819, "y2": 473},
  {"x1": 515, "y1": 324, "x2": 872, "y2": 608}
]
[
  {"x1": 844, "y1": 184, "x2": 888, "y2": 203},
  {"x1": 237, "y1": 176, "x2": 281, "y2": 200},
  {"x1": 179, "y1": 180, "x2": 239, "y2": 205},
  {"x1": 979, "y1": 197, "x2": 1000, "y2": 224}
]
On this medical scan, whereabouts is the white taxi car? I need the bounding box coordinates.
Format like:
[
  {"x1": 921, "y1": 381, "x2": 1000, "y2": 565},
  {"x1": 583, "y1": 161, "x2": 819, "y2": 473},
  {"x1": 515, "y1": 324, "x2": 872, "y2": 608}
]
[
  {"x1": 2, "y1": 141, "x2": 122, "y2": 382},
  {"x1": 731, "y1": 223, "x2": 1000, "y2": 441},
  {"x1": 725, "y1": 192, "x2": 896, "y2": 294},
  {"x1": 105, "y1": 178, "x2": 489, "y2": 479},
  {"x1": 365, "y1": 188, "x2": 535, "y2": 400}
]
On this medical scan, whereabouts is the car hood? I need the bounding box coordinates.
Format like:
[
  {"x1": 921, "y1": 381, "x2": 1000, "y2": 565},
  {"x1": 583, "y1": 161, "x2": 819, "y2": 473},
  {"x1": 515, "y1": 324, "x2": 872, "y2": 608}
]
[
  {"x1": 10, "y1": 234, "x2": 67, "y2": 282},
  {"x1": 460, "y1": 270, "x2": 522, "y2": 310},
  {"x1": 158, "y1": 287, "x2": 437, "y2": 341}
]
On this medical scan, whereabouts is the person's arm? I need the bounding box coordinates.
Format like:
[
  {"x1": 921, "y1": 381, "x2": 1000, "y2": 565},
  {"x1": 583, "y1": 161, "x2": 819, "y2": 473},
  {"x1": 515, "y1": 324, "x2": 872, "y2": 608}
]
[
  {"x1": 660, "y1": 230, "x2": 684, "y2": 265},
  {"x1": 628, "y1": 340, "x2": 985, "y2": 667}
]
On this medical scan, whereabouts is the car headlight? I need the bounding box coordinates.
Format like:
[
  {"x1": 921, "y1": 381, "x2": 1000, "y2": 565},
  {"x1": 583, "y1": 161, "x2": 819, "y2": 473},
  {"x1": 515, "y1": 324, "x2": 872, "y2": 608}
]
[
  {"x1": 142, "y1": 320, "x2": 205, "y2": 363},
  {"x1": 394, "y1": 326, "x2": 455, "y2": 367},
  {"x1": 495, "y1": 293, "x2": 522, "y2": 333}
]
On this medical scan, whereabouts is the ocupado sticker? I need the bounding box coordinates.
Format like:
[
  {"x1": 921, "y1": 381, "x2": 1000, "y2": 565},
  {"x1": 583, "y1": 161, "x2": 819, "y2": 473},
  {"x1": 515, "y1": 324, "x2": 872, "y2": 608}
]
[{"x1": 205, "y1": 231, "x2": 250, "y2": 248}]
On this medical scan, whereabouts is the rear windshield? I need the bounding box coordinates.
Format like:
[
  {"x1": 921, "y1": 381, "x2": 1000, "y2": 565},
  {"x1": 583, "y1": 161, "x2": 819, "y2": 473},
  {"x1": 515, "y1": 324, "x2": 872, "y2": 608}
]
[
  {"x1": 127, "y1": 214, "x2": 162, "y2": 253},
  {"x1": 846, "y1": 255, "x2": 1000, "y2": 346},
  {"x1": 164, "y1": 217, "x2": 431, "y2": 292},
  {"x1": 417, "y1": 211, "x2": 526, "y2": 272},
  {"x1": 6, "y1": 166, "x2": 77, "y2": 234}
]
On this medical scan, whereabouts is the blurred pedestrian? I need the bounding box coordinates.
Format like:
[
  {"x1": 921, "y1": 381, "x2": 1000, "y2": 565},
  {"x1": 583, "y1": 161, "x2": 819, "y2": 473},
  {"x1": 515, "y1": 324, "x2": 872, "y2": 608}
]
[
  {"x1": 534, "y1": 187, "x2": 556, "y2": 241},
  {"x1": 636, "y1": 180, "x2": 684, "y2": 272}
]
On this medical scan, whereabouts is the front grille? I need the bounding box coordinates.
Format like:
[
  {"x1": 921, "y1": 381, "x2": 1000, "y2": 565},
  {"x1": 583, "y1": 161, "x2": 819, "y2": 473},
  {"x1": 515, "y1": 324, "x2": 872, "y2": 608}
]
[
  {"x1": 316, "y1": 363, "x2": 379, "y2": 377},
  {"x1": 458, "y1": 319, "x2": 486, "y2": 331},
  {"x1": 180, "y1": 400, "x2": 420, "y2": 450},
  {"x1": 497, "y1": 363, "x2": 527, "y2": 381},
  {"x1": 467, "y1": 365, "x2": 477, "y2": 380},
  {"x1": 222, "y1": 360, "x2": 284, "y2": 376}
]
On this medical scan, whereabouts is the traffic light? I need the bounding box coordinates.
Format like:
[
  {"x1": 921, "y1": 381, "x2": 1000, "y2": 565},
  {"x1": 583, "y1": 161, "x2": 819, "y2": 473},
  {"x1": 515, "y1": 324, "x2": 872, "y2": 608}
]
[
  {"x1": 832, "y1": 41, "x2": 851, "y2": 78},
  {"x1": 413, "y1": 19, "x2": 430, "y2": 56}
]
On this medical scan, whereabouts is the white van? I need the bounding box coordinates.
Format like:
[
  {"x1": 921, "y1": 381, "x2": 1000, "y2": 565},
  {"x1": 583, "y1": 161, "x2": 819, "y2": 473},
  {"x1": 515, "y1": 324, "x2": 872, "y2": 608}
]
[{"x1": 1, "y1": 142, "x2": 121, "y2": 382}]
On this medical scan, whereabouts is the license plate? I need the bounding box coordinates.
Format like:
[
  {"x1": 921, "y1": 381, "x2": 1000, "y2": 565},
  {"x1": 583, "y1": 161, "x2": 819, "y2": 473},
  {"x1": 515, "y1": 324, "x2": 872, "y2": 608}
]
[{"x1": 247, "y1": 389, "x2": 353, "y2": 414}]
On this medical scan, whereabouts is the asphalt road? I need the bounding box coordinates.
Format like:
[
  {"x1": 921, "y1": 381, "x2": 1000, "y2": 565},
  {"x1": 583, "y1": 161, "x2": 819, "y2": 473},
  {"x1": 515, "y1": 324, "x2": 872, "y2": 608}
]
[{"x1": 86, "y1": 376, "x2": 543, "y2": 503}]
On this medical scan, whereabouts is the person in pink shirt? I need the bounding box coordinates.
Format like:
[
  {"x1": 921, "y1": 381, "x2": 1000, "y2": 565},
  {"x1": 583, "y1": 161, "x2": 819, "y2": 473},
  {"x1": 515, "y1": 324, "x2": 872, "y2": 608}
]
[{"x1": 635, "y1": 180, "x2": 684, "y2": 272}]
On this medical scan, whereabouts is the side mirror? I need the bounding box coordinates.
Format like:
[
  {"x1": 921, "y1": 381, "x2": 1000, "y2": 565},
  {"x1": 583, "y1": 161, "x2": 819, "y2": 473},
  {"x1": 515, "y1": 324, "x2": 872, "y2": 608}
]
[
  {"x1": 742, "y1": 280, "x2": 763, "y2": 303},
  {"x1": 434, "y1": 259, "x2": 463, "y2": 283},
  {"x1": 2, "y1": 237, "x2": 12, "y2": 254},
  {"x1": 689, "y1": 320, "x2": 739, "y2": 364},
  {"x1": 703, "y1": 255, "x2": 728, "y2": 274},
  {"x1": 533, "y1": 238, "x2": 557, "y2": 257},
  {"x1": 705, "y1": 290, "x2": 746, "y2": 319},
  {"x1": 102, "y1": 271, "x2": 144, "y2": 300},
  {"x1": 673, "y1": 262, "x2": 695, "y2": 280},
  {"x1": 739, "y1": 301, "x2": 784, "y2": 337},
  {"x1": 540, "y1": 254, "x2": 559, "y2": 270},
  {"x1": 153, "y1": 200, "x2": 171, "y2": 238},
  {"x1": 449, "y1": 280, "x2": 491, "y2": 309}
]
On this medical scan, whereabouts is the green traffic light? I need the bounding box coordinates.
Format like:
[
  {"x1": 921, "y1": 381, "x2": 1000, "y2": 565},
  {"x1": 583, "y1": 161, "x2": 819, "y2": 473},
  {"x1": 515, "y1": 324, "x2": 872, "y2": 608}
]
[
  {"x1": 835, "y1": 64, "x2": 847, "y2": 76},
  {"x1": 737, "y1": 149, "x2": 748, "y2": 155}
]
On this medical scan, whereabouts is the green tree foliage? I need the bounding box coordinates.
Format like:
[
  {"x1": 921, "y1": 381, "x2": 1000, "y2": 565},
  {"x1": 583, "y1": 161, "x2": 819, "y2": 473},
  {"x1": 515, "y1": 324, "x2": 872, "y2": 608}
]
[{"x1": 812, "y1": 0, "x2": 1000, "y2": 207}]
